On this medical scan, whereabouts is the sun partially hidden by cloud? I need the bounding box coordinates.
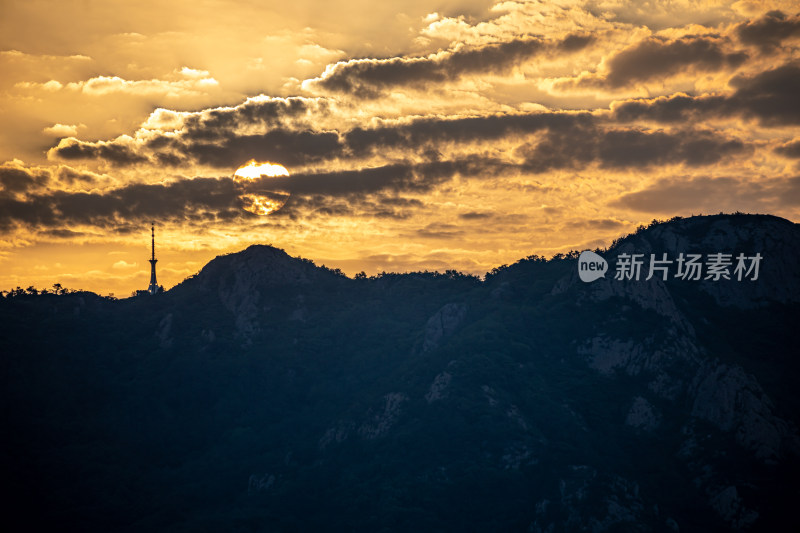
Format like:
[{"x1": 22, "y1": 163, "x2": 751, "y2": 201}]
[
  {"x1": 240, "y1": 193, "x2": 289, "y2": 216},
  {"x1": 234, "y1": 160, "x2": 290, "y2": 181},
  {"x1": 234, "y1": 160, "x2": 291, "y2": 216}
]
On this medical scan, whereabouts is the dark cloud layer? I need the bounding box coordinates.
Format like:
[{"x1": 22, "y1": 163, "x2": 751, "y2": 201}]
[
  {"x1": 775, "y1": 140, "x2": 800, "y2": 159},
  {"x1": 261, "y1": 157, "x2": 512, "y2": 212},
  {"x1": 458, "y1": 211, "x2": 492, "y2": 220},
  {"x1": 54, "y1": 139, "x2": 149, "y2": 166},
  {"x1": 736, "y1": 11, "x2": 800, "y2": 51},
  {"x1": 0, "y1": 165, "x2": 48, "y2": 194},
  {"x1": 0, "y1": 177, "x2": 246, "y2": 231},
  {"x1": 47, "y1": 52, "x2": 797, "y2": 176},
  {"x1": 555, "y1": 35, "x2": 748, "y2": 90},
  {"x1": 0, "y1": 157, "x2": 515, "y2": 229},
  {"x1": 185, "y1": 129, "x2": 343, "y2": 168},
  {"x1": 180, "y1": 97, "x2": 321, "y2": 135},
  {"x1": 602, "y1": 36, "x2": 747, "y2": 88},
  {"x1": 310, "y1": 34, "x2": 592, "y2": 97},
  {"x1": 613, "y1": 63, "x2": 800, "y2": 126},
  {"x1": 56, "y1": 166, "x2": 97, "y2": 185},
  {"x1": 728, "y1": 62, "x2": 800, "y2": 125},
  {"x1": 613, "y1": 93, "x2": 725, "y2": 123},
  {"x1": 48, "y1": 106, "x2": 750, "y2": 179},
  {"x1": 6, "y1": 115, "x2": 753, "y2": 231},
  {"x1": 519, "y1": 126, "x2": 748, "y2": 172},
  {"x1": 51, "y1": 111, "x2": 595, "y2": 168},
  {"x1": 54, "y1": 129, "x2": 344, "y2": 170},
  {"x1": 50, "y1": 97, "x2": 327, "y2": 167},
  {"x1": 343, "y1": 112, "x2": 594, "y2": 156},
  {"x1": 279, "y1": 194, "x2": 424, "y2": 220},
  {"x1": 260, "y1": 156, "x2": 519, "y2": 219}
]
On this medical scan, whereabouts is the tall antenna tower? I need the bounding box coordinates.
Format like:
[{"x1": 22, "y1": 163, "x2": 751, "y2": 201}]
[{"x1": 148, "y1": 223, "x2": 159, "y2": 294}]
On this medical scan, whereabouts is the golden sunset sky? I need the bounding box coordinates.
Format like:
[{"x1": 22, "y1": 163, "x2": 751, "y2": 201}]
[{"x1": 1, "y1": 0, "x2": 799, "y2": 296}]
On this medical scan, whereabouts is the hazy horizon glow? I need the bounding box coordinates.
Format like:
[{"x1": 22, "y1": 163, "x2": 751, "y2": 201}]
[{"x1": 1, "y1": 1, "x2": 799, "y2": 296}]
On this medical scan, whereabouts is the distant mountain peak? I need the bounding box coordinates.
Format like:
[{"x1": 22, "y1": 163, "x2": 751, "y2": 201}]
[
  {"x1": 176, "y1": 243, "x2": 343, "y2": 339},
  {"x1": 193, "y1": 244, "x2": 328, "y2": 289},
  {"x1": 605, "y1": 214, "x2": 800, "y2": 309}
]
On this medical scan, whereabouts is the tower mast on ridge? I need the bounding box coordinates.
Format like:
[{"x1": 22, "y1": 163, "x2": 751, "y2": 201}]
[{"x1": 148, "y1": 223, "x2": 159, "y2": 295}]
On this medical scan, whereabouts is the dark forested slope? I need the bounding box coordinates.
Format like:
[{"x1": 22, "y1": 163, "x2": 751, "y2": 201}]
[{"x1": 2, "y1": 213, "x2": 798, "y2": 532}]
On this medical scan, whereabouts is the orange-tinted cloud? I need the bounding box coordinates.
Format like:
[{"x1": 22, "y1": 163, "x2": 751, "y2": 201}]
[
  {"x1": 612, "y1": 62, "x2": 800, "y2": 126},
  {"x1": 735, "y1": 10, "x2": 800, "y2": 51},
  {"x1": 305, "y1": 34, "x2": 593, "y2": 97},
  {"x1": 2, "y1": 2, "x2": 800, "y2": 294},
  {"x1": 556, "y1": 36, "x2": 748, "y2": 89},
  {"x1": 614, "y1": 175, "x2": 800, "y2": 213}
]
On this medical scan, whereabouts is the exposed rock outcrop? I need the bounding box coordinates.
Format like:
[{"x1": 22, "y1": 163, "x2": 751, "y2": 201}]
[
  {"x1": 358, "y1": 393, "x2": 408, "y2": 440},
  {"x1": 691, "y1": 362, "x2": 791, "y2": 462},
  {"x1": 625, "y1": 396, "x2": 661, "y2": 432},
  {"x1": 421, "y1": 303, "x2": 467, "y2": 353}
]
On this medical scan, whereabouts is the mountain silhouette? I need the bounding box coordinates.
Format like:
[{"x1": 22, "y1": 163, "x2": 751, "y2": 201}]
[{"x1": 1, "y1": 213, "x2": 798, "y2": 532}]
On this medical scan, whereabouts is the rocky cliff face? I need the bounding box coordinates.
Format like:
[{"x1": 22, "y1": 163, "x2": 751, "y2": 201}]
[
  {"x1": 420, "y1": 303, "x2": 468, "y2": 353},
  {"x1": 616, "y1": 215, "x2": 799, "y2": 309},
  {"x1": 186, "y1": 244, "x2": 343, "y2": 339},
  {"x1": 542, "y1": 214, "x2": 800, "y2": 530}
]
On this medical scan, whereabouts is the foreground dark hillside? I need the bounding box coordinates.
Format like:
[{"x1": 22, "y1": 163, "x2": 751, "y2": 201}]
[{"x1": 1, "y1": 214, "x2": 799, "y2": 532}]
